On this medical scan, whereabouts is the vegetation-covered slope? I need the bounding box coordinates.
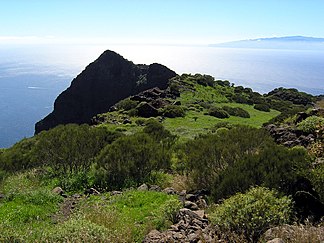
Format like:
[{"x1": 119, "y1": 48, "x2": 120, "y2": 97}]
[{"x1": 1, "y1": 51, "x2": 323, "y2": 242}]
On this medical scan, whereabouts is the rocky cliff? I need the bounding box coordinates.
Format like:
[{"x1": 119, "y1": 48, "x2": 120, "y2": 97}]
[{"x1": 35, "y1": 50, "x2": 176, "y2": 133}]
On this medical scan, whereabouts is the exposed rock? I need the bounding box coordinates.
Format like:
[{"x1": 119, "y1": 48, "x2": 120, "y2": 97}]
[
  {"x1": 263, "y1": 224, "x2": 324, "y2": 243},
  {"x1": 184, "y1": 201, "x2": 199, "y2": 210},
  {"x1": 137, "y1": 183, "x2": 149, "y2": 191},
  {"x1": 185, "y1": 193, "x2": 197, "y2": 201},
  {"x1": 265, "y1": 124, "x2": 315, "y2": 147},
  {"x1": 143, "y1": 208, "x2": 211, "y2": 242},
  {"x1": 267, "y1": 238, "x2": 285, "y2": 243},
  {"x1": 136, "y1": 102, "x2": 159, "y2": 118},
  {"x1": 123, "y1": 118, "x2": 132, "y2": 124},
  {"x1": 35, "y1": 50, "x2": 176, "y2": 133},
  {"x1": 149, "y1": 185, "x2": 162, "y2": 192},
  {"x1": 0, "y1": 193, "x2": 5, "y2": 199},
  {"x1": 110, "y1": 190, "x2": 123, "y2": 196},
  {"x1": 52, "y1": 187, "x2": 64, "y2": 195},
  {"x1": 163, "y1": 187, "x2": 177, "y2": 195},
  {"x1": 196, "y1": 198, "x2": 208, "y2": 209},
  {"x1": 85, "y1": 187, "x2": 100, "y2": 196}
]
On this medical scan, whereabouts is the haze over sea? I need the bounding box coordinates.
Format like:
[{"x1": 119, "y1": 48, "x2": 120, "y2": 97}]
[{"x1": 1, "y1": 44, "x2": 324, "y2": 148}]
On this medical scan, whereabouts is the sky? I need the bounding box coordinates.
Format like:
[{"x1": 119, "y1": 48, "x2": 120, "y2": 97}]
[{"x1": 1, "y1": 0, "x2": 324, "y2": 45}]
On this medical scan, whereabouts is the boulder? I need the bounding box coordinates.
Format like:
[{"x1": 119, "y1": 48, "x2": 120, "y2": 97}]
[
  {"x1": 163, "y1": 187, "x2": 177, "y2": 195},
  {"x1": 149, "y1": 185, "x2": 162, "y2": 192},
  {"x1": 184, "y1": 201, "x2": 199, "y2": 210},
  {"x1": 137, "y1": 183, "x2": 149, "y2": 191},
  {"x1": 52, "y1": 187, "x2": 64, "y2": 195},
  {"x1": 137, "y1": 102, "x2": 159, "y2": 118},
  {"x1": 85, "y1": 187, "x2": 100, "y2": 196}
]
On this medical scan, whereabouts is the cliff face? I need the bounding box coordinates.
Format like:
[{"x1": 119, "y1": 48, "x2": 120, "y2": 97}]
[{"x1": 35, "y1": 50, "x2": 176, "y2": 133}]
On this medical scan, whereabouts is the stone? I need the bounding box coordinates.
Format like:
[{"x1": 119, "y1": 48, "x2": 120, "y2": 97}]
[
  {"x1": 185, "y1": 193, "x2": 196, "y2": 201},
  {"x1": 123, "y1": 118, "x2": 132, "y2": 124},
  {"x1": 0, "y1": 193, "x2": 5, "y2": 199},
  {"x1": 111, "y1": 190, "x2": 123, "y2": 196},
  {"x1": 163, "y1": 187, "x2": 177, "y2": 195},
  {"x1": 149, "y1": 185, "x2": 162, "y2": 192},
  {"x1": 52, "y1": 187, "x2": 64, "y2": 195},
  {"x1": 267, "y1": 238, "x2": 285, "y2": 243},
  {"x1": 85, "y1": 187, "x2": 100, "y2": 195},
  {"x1": 184, "y1": 201, "x2": 199, "y2": 210},
  {"x1": 137, "y1": 102, "x2": 159, "y2": 118},
  {"x1": 196, "y1": 198, "x2": 208, "y2": 209},
  {"x1": 137, "y1": 183, "x2": 148, "y2": 191}
]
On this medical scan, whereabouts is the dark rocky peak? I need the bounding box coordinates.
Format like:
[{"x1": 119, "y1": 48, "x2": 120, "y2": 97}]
[{"x1": 35, "y1": 50, "x2": 176, "y2": 133}]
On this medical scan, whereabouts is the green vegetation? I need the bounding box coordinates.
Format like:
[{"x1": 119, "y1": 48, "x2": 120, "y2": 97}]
[
  {"x1": 210, "y1": 187, "x2": 293, "y2": 242},
  {"x1": 0, "y1": 73, "x2": 322, "y2": 242}
]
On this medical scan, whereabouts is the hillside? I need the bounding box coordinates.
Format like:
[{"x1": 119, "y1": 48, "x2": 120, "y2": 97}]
[
  {"x1": 1, "y1": 50, "x2": 323, "y2": 242},
  {"x1": 35, "y1": 50, "x2": 176, "y2": 133}
]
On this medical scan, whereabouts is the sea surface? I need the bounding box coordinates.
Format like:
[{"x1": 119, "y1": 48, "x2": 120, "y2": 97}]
[{"x1": 1, "y1": 44, "x2": 324, "y2": 148}]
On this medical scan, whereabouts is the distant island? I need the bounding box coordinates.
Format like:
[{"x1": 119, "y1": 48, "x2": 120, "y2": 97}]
[{"x1": 210, "y1": 36, "x2": 324, "y2": 49}]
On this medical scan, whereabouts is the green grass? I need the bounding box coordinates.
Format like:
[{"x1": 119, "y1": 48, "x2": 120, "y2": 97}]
[
  {"x1": 0, "y1": 169, "x2": 63, "y2": 242},
  {"x1": 0, "y1": 170, "x2": 180, "y2": 242},
  {"x1": 163, "y1": 103, "x2": 280, "y2": 141}
]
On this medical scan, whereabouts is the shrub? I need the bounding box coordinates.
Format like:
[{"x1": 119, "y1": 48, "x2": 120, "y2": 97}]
[
  {"x1": 210, "y1": 187, "x2": 293, "y2": 242},
  {"x1": 116, "y1": 98, "x2": 138, "y2": 111},
  {"x1": 297, "y1": 116, "x2": 324, "y2": 133},
  {"x1": 162, "y1": 105, "x2": 186, "y2": 118},
  {"x1": 254, "y1": 103, "x2": 270, "y2": 112},
  {"x1": 35, "y1": 124, "x2": 121, "y2": 175},
  {"x1": 0, "y1": 137, "x2": 38, "y2": 172},
  {"x1": 95, "y1": 132, "x2": 172, "y2": 190},
  {"x1": 208, "y1": 107, "x2": 230, "y2": 118},
  {"x1": 160, "y1": 198, "x2": 182, "y2": 224},
  {"x1": 222, "y1": 106, "x2": 250, "y2": 118},
  {"x1": 213, "y1": 144, "x2": 310, "y2": 200},
  {"x1": 183, "y1": 126, "x2": 273, "y2": 190}
]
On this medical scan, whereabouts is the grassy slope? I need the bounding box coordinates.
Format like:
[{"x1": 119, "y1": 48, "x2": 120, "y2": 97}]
[
  {"x1": 0, "y1": 170, "x2": 178, "y2": 242},
  {"x1": 98, "y1": 77, "x2": 280, "y2": 140}
]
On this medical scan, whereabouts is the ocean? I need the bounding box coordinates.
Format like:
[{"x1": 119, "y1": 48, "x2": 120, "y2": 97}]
[{"x1": 1, "y1": 44, "x2": 324, "y2": 148}]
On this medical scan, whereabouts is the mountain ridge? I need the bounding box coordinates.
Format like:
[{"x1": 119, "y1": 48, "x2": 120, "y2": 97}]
[
  {"x1": 210, "y1": 36, "x2": 324, "y2": 49},
  {"x1": 35, "y1": 50, "x2": 177, "y2": 133}
]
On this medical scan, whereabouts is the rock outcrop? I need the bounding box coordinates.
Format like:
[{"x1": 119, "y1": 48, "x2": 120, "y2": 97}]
[{"x1": 35, "y1": 50, "x2": 176, "y2": 133}]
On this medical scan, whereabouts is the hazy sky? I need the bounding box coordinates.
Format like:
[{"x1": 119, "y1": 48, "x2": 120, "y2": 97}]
[{"x1": 1, "y1": 0, "x2": 324, "y2": 45}]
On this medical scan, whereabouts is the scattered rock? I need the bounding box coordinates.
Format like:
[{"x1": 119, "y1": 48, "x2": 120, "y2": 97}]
[
  {"x1": 267, "y1": 238, "x2": 285, "y2": 243},
  {"x1": 137, "y1": 102, "x2": 159, "y2": 118},
  {"x1": 265, "y1": 124, "x2": 315, "y2": 147},
  {"x1": 163, "y1": 187, "x2": 177, "y2": 195},
  {"x1": 137, "y1": 183, "x2": 149, "y2": 191},
  {"x1": 196, "y1": 198, "x2": 208, "y2": 209},
  {"x1": 149, "y1": 185, "x2": 162, "y2": 192},
  {"x1": 185, "y1": 193, "x2": 196, "y2": 201},
  {"x1": 52, "y1": 187, "x2": 64, "y2": 195},
  {"x1": 85, "y1": 188, "x2": 100, "y2": 196},
  {"x1": 123, "y1": 118, "x2": 132, "y2": 124},
  {"x1": 184, "y1": 201, "x2": 199, "y2": 210},
  {"x1": 110, "y1": 191, "x2": 123, "y2": 196},
  {"x1": 143, "y1": 208, "x2": 211, "y2": 242}
]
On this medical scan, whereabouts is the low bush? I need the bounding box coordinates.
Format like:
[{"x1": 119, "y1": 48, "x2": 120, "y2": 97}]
[
  {"x1": 183, "y1": 126, "x2": 273, "y2": 190},
  {"x1": 95, "y1": 132, "x2": 172, "y2": 190},
  {"x1": 254, "y1": 103, "x2": 270, "y2": 112},
  {"x1": 208, "y1": 107, "x2": 230, "y2": 118},
  {"x1": 297, "y1": 116, "x2": 324, "y2": 133},
  {"x1": 222, "y1": 106, "x2": 250, "y2": 118},
  {"x1": 210, "y1": 187, "x2": 293, "y2": 242},
  {"x1": 213, "y1": 144, "x2": 310, "y2": 200},
  {"x1": 162, "y1": 105, "x2": 186, "y2": 118},
  {"x1": 116, "y1": 98, "x2": 138, "y2": 111}
]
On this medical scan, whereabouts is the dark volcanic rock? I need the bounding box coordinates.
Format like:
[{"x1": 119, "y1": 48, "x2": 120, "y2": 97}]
[{"x1": 35, "y1": 50, "x2": 176, "y2": 133}]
